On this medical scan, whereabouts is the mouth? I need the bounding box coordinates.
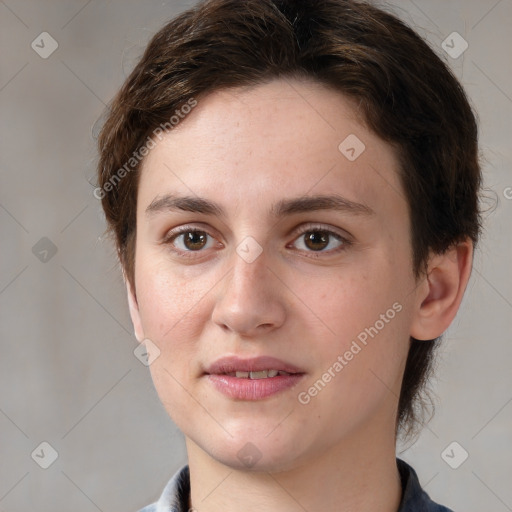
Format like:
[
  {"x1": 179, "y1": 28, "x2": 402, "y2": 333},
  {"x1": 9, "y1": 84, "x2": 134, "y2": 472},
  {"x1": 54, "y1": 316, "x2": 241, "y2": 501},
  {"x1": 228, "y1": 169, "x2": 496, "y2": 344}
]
[
  {"x1": 203, "y1": 355, "x2": 306, "y2": 400},
  {"x1": 222, "y1": 369, "x2": 296, "y2": 379},
  {"x1": 204, "y1": 355, "x2": 305, "y2": 377}
]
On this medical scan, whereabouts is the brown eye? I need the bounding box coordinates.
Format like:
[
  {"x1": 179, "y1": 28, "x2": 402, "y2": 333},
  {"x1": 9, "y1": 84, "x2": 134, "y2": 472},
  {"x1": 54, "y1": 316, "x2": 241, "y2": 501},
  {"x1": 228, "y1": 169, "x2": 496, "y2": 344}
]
[
  {"x1": 291, "y1": 226, "x2": 349, "y2": 256},
  {"x1": 303, "y1": 231, "x2": 330, "y2": 251},
  {"x1": 181, "y1": 231, "x2": 208, "y2": 251},
  {"x1": 163, "y1": 227, "x2": 217, "y2": 257}
]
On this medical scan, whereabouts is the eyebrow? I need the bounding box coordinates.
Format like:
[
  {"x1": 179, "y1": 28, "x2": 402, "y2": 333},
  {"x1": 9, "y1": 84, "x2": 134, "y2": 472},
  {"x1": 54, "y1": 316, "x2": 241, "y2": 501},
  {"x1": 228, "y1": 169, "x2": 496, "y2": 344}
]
[{"x1": 145, "y1": 193, "x2": 375, "y2": 219}]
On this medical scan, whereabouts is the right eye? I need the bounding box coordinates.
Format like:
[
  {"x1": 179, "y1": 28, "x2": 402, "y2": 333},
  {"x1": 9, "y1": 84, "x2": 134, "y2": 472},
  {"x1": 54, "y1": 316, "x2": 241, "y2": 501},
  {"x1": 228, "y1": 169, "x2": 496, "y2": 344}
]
[{"x1": 162, "y1": 226, "x2": 221, "y2": 258}]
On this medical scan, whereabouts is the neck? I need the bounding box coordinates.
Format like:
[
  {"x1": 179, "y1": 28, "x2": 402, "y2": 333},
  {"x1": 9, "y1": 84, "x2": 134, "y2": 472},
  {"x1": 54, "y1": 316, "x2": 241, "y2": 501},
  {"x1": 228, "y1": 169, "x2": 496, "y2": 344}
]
[{"x1": 186, "y1": 419, "x2": 402, "y2": 512}]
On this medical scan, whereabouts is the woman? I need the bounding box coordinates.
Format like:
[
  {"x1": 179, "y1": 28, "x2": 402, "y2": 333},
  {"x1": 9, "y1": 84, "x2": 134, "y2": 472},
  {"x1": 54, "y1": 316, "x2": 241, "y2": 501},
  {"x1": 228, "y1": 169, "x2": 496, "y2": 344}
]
[{"x1": 96, "y1": 1, "x2": 482, "y2": 510}]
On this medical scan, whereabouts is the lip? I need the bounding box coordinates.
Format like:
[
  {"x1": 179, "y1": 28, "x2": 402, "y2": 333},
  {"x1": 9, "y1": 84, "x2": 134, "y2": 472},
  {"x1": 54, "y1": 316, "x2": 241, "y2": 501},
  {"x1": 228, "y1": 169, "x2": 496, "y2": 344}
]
[
  {"x1": 204, "y1": 355, "x2": 304, "y2": 375},
  {"x1": 203, "y1": 355, "x2": 306, "y2": 401}
]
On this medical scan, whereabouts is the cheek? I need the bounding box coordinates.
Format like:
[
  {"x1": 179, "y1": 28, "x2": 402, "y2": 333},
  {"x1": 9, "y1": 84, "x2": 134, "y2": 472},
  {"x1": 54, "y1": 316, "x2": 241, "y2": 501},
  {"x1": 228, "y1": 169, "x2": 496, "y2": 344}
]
[
  {"x1": 296, "y1": 285, "x2": 409, "y2": 433},
  {"x1": 306, "y1": 265, "x2": 392, "y2": 344},
  {"x1": 298, "y1": 259, "x2": 410, "y2": 390},
  {"x1": 136, "y1": 262, "x2": 210, "y2": 424},
  {"x1": 134, "y1": 260, "x2": 213, "y2": 407},
  {"x1": 136, "y1": 258, "x2": 210, "y2": 340}
]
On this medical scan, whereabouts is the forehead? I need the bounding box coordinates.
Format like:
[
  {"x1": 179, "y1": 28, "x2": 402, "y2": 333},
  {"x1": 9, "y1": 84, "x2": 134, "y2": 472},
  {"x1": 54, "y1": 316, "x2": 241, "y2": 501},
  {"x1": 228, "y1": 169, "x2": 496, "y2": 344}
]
[{"x1": 137, "y1": 78, "x2": 406, "y2": 222}]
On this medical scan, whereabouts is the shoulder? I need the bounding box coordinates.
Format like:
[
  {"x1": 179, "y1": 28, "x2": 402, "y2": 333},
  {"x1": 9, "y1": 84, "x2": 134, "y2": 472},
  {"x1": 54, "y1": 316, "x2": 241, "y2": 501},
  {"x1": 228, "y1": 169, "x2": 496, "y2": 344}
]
[{"x1": 397, "y1": 458, "x2": 455, "y2": 512}]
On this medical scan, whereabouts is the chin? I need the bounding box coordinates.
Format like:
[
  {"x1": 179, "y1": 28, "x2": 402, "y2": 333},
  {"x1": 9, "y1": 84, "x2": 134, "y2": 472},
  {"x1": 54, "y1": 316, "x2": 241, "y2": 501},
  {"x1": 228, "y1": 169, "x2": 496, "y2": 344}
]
[
  {"x1": 213, "y1": 447, "x2": 301, "y2": 473},
  {"x1": 196, "y1": 429, "x2": 309, "y2": 474}
]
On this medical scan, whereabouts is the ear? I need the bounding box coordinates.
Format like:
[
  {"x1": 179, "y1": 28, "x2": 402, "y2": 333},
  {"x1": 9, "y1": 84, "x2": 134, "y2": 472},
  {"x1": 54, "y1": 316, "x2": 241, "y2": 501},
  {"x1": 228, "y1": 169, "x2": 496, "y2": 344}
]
[
  {"x1": 410, "y1": 239, "x2": 473, "y2": 341},
  {"x1": 123, "y1": 272, "x2": 145, "y2": 343}
]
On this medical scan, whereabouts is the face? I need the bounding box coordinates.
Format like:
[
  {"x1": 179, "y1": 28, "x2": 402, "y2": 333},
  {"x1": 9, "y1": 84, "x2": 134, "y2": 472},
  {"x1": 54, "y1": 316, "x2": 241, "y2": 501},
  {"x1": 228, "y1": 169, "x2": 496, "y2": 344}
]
[{"x1": 128, "y1": 78, "x2": 423, "y2": 472}]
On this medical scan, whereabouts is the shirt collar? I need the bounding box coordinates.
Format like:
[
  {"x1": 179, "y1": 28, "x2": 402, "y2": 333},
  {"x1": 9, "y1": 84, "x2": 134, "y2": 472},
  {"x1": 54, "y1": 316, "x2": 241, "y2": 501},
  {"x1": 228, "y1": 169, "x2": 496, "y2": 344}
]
[
  {"x1": 154, "y1": 464, "x2": 190, "y2": 512},
  {"x1": 396, "y1": 459, "x2": 453, "y2": 511},
  {"x1": 153, "y1": 458, "x2": 452, "y2": 512}
]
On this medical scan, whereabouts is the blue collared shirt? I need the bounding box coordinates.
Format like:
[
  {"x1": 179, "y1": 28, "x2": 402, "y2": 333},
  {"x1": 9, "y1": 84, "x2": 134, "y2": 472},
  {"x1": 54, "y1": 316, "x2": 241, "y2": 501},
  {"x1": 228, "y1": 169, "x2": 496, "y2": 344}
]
[{"x1": 138, "y1": 458, "x2": 454, "y2": 512}]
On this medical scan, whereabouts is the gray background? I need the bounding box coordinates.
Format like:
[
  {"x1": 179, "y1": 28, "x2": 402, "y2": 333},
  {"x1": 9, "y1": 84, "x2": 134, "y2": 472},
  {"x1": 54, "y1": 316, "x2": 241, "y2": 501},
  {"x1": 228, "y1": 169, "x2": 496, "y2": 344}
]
[{"x1": 0, "y1": 0, "x2": 511, "y2": 511}]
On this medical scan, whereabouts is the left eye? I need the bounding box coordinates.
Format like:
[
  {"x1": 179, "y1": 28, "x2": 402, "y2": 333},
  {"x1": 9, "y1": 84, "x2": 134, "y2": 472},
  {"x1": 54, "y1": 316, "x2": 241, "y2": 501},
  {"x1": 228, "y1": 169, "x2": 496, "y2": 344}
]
[{"x1": 290, "y1": 228, "x2": 347, "y2": 253}]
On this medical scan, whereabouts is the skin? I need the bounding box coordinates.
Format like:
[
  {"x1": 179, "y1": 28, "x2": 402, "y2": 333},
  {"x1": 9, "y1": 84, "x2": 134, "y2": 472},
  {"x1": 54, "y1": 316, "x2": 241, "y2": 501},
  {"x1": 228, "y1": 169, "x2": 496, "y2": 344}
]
[{"x1": 126, "y1": 78, "x2": 473, "y2": 512}]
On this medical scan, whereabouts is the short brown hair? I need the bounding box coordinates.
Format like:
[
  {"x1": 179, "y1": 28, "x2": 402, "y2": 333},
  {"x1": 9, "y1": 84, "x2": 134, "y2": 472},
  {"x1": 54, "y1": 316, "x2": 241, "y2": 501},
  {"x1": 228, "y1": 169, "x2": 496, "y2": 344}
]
[{"x1": 96, "y1": 0, "x2": 482, "y2": 437}]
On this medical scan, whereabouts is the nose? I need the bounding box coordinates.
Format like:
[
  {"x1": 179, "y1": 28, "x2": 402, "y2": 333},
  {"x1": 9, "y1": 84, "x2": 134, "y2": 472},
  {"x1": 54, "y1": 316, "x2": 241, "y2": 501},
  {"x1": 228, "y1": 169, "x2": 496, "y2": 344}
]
[{"x1": 211, "y1": 245, "x2": 287, "y2": 337}]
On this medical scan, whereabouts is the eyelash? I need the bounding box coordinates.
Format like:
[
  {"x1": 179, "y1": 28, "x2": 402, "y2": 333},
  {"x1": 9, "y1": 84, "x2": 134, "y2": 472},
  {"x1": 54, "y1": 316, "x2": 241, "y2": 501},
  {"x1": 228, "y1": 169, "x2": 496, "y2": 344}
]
[{"x1": 161, "y1": 223, "x2": 352, "y2": 259}]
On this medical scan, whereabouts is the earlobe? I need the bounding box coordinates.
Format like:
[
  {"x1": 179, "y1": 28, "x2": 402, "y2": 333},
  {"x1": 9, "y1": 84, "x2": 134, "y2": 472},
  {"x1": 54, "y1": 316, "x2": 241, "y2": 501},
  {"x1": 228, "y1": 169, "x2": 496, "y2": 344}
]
[
  {"x1": 410, "y1": 240, "x2": 473, "y2": 341},
  {"x1": 125, "y1": 278, "x2": 145, "y2": 343}
]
